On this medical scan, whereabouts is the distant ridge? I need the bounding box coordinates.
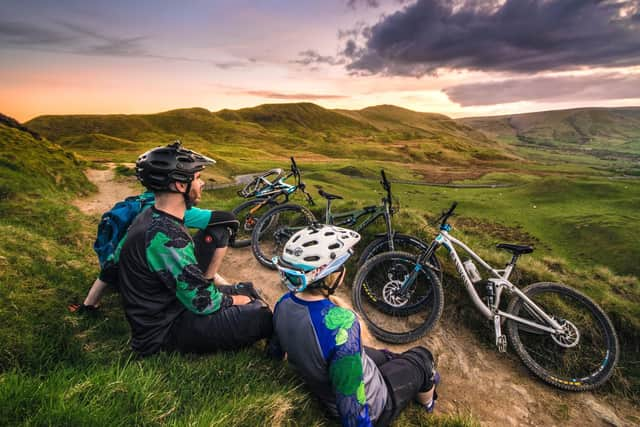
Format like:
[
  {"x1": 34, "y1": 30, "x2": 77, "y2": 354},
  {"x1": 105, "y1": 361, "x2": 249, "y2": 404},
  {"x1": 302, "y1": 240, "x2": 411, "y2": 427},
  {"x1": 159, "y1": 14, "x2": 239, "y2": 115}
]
[
  {"x1": 457, "y1": 107, "x2": 640, "y2": 154},
  {"x1": 25, "y1": 103, "x2": 497, "y2": 157},
  {"x1": 216, "y1": 102, "x2": 375, "y2": 133}
]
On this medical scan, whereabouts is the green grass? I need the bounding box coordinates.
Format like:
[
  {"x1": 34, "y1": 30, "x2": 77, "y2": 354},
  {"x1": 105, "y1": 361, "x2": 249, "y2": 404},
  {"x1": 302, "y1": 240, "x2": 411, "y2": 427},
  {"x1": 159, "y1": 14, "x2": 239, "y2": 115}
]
[
  {"x1": 4, "y1": 104, "x2": 640, "y2": 422},
  {"x1": 0, "y1": 120, "x2": 478, "y2": 426}
]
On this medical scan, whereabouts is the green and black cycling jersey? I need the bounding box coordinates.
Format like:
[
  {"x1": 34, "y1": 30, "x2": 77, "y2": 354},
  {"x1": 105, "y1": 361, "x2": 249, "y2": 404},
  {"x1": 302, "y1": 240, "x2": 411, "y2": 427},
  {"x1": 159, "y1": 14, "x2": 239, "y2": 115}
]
[{"x1": 116, "y1": 206, "x2": 232, "y2": 355}]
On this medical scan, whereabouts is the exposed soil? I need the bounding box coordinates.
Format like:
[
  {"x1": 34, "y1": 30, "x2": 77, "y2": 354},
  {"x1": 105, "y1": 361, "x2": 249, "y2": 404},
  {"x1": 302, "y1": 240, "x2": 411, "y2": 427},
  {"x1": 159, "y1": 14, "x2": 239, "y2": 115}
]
[
  {"x1": 80, "y1": 165, "x2": 639, "y2": 427},
  {"x1": 73, "y1": 163, "x2": 138, "y2": 214}
]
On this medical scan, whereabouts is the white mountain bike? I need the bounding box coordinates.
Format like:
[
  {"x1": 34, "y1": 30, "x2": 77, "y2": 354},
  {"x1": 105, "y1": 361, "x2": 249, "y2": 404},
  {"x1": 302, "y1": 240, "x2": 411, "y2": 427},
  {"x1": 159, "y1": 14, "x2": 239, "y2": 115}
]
[{"x1": 352, "y1": 202, "x2": 619, "y2": 391}]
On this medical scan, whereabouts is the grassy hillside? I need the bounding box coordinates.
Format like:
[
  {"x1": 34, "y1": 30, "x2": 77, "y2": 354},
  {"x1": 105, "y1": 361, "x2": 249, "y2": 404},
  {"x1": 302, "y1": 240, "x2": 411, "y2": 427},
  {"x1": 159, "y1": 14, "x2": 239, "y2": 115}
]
[
  {"x1": 458, "y1": 107, "x2": 640, "y2": 157},
  {"x1": 220, "y1": 102, "x2": 375, "y2": 134},
  {"x1": 0, "y1": 116, "x2": 483, "y2": 426},
  {"x1": 27, "y1": 103, "x2": 518, "y2": 176}
]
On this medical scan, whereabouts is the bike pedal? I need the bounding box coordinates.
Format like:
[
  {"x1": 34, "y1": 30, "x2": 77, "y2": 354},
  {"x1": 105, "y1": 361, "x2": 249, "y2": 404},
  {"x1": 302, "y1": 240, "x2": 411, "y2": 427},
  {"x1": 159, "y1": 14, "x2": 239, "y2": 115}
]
[{"x1": 497, "y1": 335, "x2": 507, "y2": 353}]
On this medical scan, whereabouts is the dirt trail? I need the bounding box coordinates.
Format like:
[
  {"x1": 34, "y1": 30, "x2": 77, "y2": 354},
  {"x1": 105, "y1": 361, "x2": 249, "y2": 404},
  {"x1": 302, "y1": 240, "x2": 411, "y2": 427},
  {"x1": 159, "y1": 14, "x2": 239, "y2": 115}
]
[
  {"x1": 73, "y1": 163, "x2": 138, "y2": 214},
  {"x1": 81, "y1": 165, "x2": 638, "y2": 427}
]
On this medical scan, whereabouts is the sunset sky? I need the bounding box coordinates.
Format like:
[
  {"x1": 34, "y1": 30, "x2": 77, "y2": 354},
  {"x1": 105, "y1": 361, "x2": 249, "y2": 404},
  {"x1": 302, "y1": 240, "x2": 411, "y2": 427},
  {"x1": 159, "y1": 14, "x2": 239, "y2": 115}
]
[{"x1": 2, "y1": 0, "x2": 640, "y2": 122}]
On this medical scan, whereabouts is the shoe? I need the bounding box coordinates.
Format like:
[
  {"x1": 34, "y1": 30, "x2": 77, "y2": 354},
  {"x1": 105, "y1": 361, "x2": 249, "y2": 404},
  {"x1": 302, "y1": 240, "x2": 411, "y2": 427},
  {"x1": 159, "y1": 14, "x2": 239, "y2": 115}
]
[{"x1": 422, "y1": 371, "x2": 440, "y2": 413}]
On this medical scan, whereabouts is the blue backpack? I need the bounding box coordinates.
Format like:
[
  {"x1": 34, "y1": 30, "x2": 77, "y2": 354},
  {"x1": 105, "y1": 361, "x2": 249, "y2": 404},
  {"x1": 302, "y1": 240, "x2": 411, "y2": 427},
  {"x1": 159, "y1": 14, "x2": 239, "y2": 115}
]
[{"x1": 93, "y1": 193, "x2": 155, "y2": 267}]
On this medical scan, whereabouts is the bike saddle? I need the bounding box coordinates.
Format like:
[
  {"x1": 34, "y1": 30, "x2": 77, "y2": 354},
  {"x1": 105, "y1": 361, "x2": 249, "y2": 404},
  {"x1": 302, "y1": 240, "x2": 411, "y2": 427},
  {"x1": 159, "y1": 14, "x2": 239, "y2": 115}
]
[
  {"x1": 496, "y1": 243, "x2": 533, "y2": 255},
  {"x1": 318, "y1": 189, "x2": 343, "y2": 200}
]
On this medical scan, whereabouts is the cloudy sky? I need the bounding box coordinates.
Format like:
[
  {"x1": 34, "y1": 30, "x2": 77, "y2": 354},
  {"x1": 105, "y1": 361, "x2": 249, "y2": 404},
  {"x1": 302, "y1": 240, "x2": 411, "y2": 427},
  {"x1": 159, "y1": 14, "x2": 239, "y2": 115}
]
[{"x1": 2, "y1": 0, "x2": 640, "y2": 121}]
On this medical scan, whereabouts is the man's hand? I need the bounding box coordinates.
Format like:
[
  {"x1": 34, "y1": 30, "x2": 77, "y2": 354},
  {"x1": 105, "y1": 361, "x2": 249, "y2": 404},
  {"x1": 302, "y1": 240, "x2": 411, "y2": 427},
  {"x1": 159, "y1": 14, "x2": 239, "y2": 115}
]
[{"x1": 231, "y1": 294, "x2": 252, "y2": 306}]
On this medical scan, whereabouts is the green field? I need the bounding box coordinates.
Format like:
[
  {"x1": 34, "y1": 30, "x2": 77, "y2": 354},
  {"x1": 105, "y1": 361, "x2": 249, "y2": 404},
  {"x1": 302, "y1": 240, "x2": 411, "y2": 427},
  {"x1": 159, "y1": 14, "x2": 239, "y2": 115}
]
[{"x1": 2, "y1": 103, "x2": 640, "y2": 424}]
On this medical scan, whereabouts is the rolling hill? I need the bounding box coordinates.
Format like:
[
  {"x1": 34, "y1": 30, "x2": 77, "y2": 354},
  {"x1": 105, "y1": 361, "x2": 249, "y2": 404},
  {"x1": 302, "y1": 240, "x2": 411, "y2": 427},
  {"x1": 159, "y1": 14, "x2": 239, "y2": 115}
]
[
  {"x1": 25, "y1": 103, "x2": 517, "y2": 170},
  {"x1": 457, "y1": 107, "x2": 640, "y2": 157}
]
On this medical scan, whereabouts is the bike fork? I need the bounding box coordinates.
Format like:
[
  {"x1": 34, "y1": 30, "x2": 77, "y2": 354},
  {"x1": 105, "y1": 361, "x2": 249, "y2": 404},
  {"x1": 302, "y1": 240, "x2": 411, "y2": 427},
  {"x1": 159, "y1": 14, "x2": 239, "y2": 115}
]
[{"x1": 494, "y1": 315, "x2": 507, "y2": 352}]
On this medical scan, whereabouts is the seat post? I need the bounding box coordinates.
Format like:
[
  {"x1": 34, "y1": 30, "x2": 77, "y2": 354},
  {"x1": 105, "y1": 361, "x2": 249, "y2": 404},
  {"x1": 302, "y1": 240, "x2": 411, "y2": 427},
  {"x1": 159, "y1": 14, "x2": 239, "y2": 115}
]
[
  {"x1": 509, "y1": 254, "x2": 519, "y2": 266},
  {"x1": 325, "y1": 199, "x2": 332, "y2": 224}
]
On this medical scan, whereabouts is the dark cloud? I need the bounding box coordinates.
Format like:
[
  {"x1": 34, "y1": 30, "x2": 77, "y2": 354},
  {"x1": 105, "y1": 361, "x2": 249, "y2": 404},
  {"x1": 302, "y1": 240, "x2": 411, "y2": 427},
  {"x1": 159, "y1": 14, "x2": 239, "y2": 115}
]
[
  {"x1": 291, "y1": 50, "x2": 346, "y2": 66},
  {"x1": 347, "y1": 0, "x2": 381, "y2": 10},
  {"x1": 0, "y1": 20, "x2": 252, "y2": 68},
  {"x1": 245, "y1": 90, "x2": 348, "y2": 100},
  {"x1": 445, "y1": 73, "x2": 640, "y2": 106},
  {"x1": 0, "y1": 20, "x2": 74, "y2": 45},
  {"x1": 345, "y1": 0, "x2": 640, "y2": 76}
]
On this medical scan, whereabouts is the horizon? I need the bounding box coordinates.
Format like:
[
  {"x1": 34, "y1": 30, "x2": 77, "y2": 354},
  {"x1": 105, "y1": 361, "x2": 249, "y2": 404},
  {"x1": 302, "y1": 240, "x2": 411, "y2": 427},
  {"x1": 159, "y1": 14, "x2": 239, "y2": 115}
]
[
  {"x1": 10, "y1": 101, "x2": 640, "y2": 124},
  {"x1": 2, "y1": 0, "x2": 640, "y2": 122}
]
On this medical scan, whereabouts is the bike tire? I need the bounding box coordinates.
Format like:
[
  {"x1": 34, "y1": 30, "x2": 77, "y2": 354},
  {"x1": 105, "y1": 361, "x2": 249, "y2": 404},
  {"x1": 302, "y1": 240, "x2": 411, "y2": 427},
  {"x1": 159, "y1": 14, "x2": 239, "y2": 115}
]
[
  {"x1": 506, "y1": 282, "x2": 619, "y2": 391},
  {"x1": 251, "y1": 204, "x2": 317, "y2": 270},
  {"x1": 231, "y1": 199, "x2": 278, "y2": 248},
  {"x1": 352, "y1": 251, "x2": 444, "y2": 343},
  {"x1": 358, "y1": 234, "x2": 442, "y2": 279}
]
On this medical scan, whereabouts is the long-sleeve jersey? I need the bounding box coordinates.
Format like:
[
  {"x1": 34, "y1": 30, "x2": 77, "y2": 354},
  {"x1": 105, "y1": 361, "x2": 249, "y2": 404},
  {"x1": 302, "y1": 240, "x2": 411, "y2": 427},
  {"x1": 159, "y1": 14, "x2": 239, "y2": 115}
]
[
  {"x1": 271, "y1": 293, "x2": 388, "y2": 427},
  {"x1": 116, "y1": 207, "x2": 231, "y2": 355}
]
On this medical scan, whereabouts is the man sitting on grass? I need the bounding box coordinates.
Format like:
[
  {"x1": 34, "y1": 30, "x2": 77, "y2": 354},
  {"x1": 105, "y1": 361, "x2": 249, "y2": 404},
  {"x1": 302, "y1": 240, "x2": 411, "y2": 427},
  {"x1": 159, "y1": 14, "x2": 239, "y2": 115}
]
[{"x1": 114, "y1": 142, "x2": 272, "y2": 355}]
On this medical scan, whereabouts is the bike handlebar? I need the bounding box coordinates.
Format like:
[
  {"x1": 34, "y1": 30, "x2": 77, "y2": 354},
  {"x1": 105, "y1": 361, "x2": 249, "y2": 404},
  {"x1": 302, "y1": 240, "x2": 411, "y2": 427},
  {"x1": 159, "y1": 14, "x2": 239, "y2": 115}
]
[
  {"x1": 380, "y1": 169, "x2": 395, "y2": 214},
  {"x1": 436, "y1": 201, "x2": 457, "y2": 228},
  {"x1": 289, "y1": 156, "x2": 315, "y2": 205}
]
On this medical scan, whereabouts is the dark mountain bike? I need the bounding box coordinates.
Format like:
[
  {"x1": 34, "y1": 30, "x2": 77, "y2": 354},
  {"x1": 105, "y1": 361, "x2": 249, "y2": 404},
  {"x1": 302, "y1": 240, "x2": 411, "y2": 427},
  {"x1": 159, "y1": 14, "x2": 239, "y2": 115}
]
[
  {"x1": 352, "y1": 201, "x2": 619, "y2": 391},
  {"x1": 230, "y1": 157, "x2": 314, "y2": 247},
  {"x1": 251, "y1": 170, "x2": 440, "y2": 273}
]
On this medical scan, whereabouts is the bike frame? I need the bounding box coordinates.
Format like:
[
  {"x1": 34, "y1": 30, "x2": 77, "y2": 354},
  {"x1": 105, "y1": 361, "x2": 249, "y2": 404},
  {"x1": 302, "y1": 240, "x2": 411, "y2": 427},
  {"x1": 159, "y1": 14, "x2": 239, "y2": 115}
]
[
  {"x1": 324, "y1": 197, "x2": 395, "y2": 247},
  {"x1": 408, "y1": 228, "x2": 565, "y2": 336}
]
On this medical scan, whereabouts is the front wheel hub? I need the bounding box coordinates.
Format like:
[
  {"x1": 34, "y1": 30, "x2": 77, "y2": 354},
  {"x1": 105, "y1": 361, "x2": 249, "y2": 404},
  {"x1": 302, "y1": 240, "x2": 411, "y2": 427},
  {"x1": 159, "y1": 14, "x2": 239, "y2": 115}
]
[
  {"x1": 552, "y1": 318, "x2": 580, "y2": 348},
  {"x1": 382, "y1": 280, "x2": 410, "y2": 307}
]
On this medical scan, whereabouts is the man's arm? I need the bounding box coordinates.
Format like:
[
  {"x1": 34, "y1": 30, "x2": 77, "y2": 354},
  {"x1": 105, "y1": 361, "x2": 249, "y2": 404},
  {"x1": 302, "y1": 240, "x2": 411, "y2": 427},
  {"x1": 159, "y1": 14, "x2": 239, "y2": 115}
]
[{"x1": 146, "y1": 229, "x2": 232, "y2": 314}]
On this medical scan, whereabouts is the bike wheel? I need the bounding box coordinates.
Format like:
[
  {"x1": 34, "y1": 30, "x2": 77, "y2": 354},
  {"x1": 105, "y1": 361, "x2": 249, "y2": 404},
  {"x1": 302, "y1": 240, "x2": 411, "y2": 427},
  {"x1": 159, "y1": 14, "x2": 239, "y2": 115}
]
[
  {"x1": 352, "y1": 251, "x2": 444, "y2": 343},
  {"x1": 231, "y1": 199, "x2": 277, "y2": 248},
  {"x1": 358, "y1": 234, "x2": 442, "y2": 277},
  {"x1": 251, "y1": 204, "x2": 317, "y2": 270},
  {"x1": 506, "y1": 282, "x2": 619, "y2": 391}
]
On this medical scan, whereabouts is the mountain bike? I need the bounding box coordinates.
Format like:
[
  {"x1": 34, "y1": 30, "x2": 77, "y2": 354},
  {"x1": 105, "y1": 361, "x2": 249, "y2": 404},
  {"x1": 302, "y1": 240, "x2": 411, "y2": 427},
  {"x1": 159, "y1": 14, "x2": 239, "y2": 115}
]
[
  {"x1": 230, "y1": 157, "x2": 314, "y2": 247},
  {"x1": 251, "y1": 170, "x2": 440, "y2": 274},
  {"x1": 352, "y1": 202, "x2": 619, "y2": 391}
]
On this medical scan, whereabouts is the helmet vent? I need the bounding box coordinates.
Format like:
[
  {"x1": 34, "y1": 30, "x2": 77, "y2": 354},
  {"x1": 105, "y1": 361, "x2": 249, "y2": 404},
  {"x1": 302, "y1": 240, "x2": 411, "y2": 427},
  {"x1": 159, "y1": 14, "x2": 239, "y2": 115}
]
[
  {"x1": 292, "y1": 235, "x2": 301, "y2": 243},
  {"x1": 304, "y1": 256, "x2": 320, "y2": 262},
  {"x1": 328, "y1": 243, "x2": 340, "y2": 250},
  {"x1": 324, "y1": 231, "x2": 335, "y2": 236},
  {"x1": 302, "y1": 240, "x2": 318, "y2": 247}
]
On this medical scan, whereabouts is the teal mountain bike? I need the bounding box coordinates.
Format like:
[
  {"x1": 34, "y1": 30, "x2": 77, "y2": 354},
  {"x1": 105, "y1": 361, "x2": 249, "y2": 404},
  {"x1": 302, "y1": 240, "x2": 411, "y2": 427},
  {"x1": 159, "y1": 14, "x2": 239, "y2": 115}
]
[
  {"x1": 231, "y1": 157, "x2": 314, "y2": 247},
  {"x1": 251, "y1": 170, "x2": 440, "y2": 274}
]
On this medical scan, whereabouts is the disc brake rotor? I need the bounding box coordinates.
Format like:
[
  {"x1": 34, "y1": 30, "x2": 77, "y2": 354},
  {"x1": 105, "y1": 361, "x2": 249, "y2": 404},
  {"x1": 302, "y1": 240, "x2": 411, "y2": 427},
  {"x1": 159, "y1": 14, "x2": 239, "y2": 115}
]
[
  {"x1": 382, "y1": 280, "x2": 410, "y2": 307},
  {"x1": 551, "y1": 318, "x2": 580, "y2": 348}
]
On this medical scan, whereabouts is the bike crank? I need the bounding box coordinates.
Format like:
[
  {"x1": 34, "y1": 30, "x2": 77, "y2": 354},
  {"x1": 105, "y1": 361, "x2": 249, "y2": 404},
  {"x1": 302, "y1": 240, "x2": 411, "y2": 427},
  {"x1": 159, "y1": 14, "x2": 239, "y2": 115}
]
[{"x1": 494, "y1": 315, "x2": 507, "y2": 352}]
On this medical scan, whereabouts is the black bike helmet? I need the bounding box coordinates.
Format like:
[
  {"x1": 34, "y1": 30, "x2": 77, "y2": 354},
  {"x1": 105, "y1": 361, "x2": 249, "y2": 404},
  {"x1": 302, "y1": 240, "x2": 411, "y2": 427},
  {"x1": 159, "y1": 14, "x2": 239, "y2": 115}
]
[{"x1": 136, "y1": 141, "x2": 215, "y2": 191}]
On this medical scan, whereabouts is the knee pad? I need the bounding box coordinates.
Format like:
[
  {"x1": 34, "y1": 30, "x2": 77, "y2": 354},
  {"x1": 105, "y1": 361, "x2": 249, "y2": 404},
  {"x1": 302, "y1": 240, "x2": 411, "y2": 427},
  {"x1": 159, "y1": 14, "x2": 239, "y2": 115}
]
[
  {"x1": 208, "y1": 211, "x2": 240, "y2": 244},
  {"x1": 403, "y1": 346, "x2": 436, "y2": 392}
]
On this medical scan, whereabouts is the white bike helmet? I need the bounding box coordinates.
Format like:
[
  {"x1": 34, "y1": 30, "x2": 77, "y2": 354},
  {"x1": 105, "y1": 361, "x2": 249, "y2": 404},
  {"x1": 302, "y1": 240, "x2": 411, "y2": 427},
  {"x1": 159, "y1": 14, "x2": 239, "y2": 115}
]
[{"x1": 273, "y1": 224, "x2": 360, "y2": 293}]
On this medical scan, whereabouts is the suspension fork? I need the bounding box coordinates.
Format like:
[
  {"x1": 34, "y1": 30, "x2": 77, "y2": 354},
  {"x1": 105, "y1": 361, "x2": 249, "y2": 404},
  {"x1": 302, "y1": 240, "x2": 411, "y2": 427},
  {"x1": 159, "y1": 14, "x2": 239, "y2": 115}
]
[
  {"x1": 383, "y1": 207, "x2": 395, "y2": 250},
  {"x1": 399, "y1": 240, "x2": 441, "y2": 293}
]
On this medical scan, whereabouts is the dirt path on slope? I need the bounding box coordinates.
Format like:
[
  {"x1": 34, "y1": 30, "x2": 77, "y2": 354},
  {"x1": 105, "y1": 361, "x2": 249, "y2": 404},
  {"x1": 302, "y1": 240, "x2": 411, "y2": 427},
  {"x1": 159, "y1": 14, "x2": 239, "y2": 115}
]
[
  {"x1": 220, "y1": 249, "x2": 638, "y2": 427},
  {"x1": 78, "y1": 165, "x2": 639, "y2": 427},
  {"x1": 73, "y1": 163, "x2": 138, "y2": 214}
]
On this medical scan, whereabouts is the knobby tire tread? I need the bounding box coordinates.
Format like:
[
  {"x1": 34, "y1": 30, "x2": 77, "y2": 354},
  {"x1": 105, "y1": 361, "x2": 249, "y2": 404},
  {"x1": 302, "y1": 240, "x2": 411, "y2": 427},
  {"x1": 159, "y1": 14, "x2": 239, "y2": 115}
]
[
  {"x1": 506, "y1": 282, "x2": 619, "y2": 391},
  {"x1": 352, "y1": 251, "x2": 444, "y2": 344}
]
